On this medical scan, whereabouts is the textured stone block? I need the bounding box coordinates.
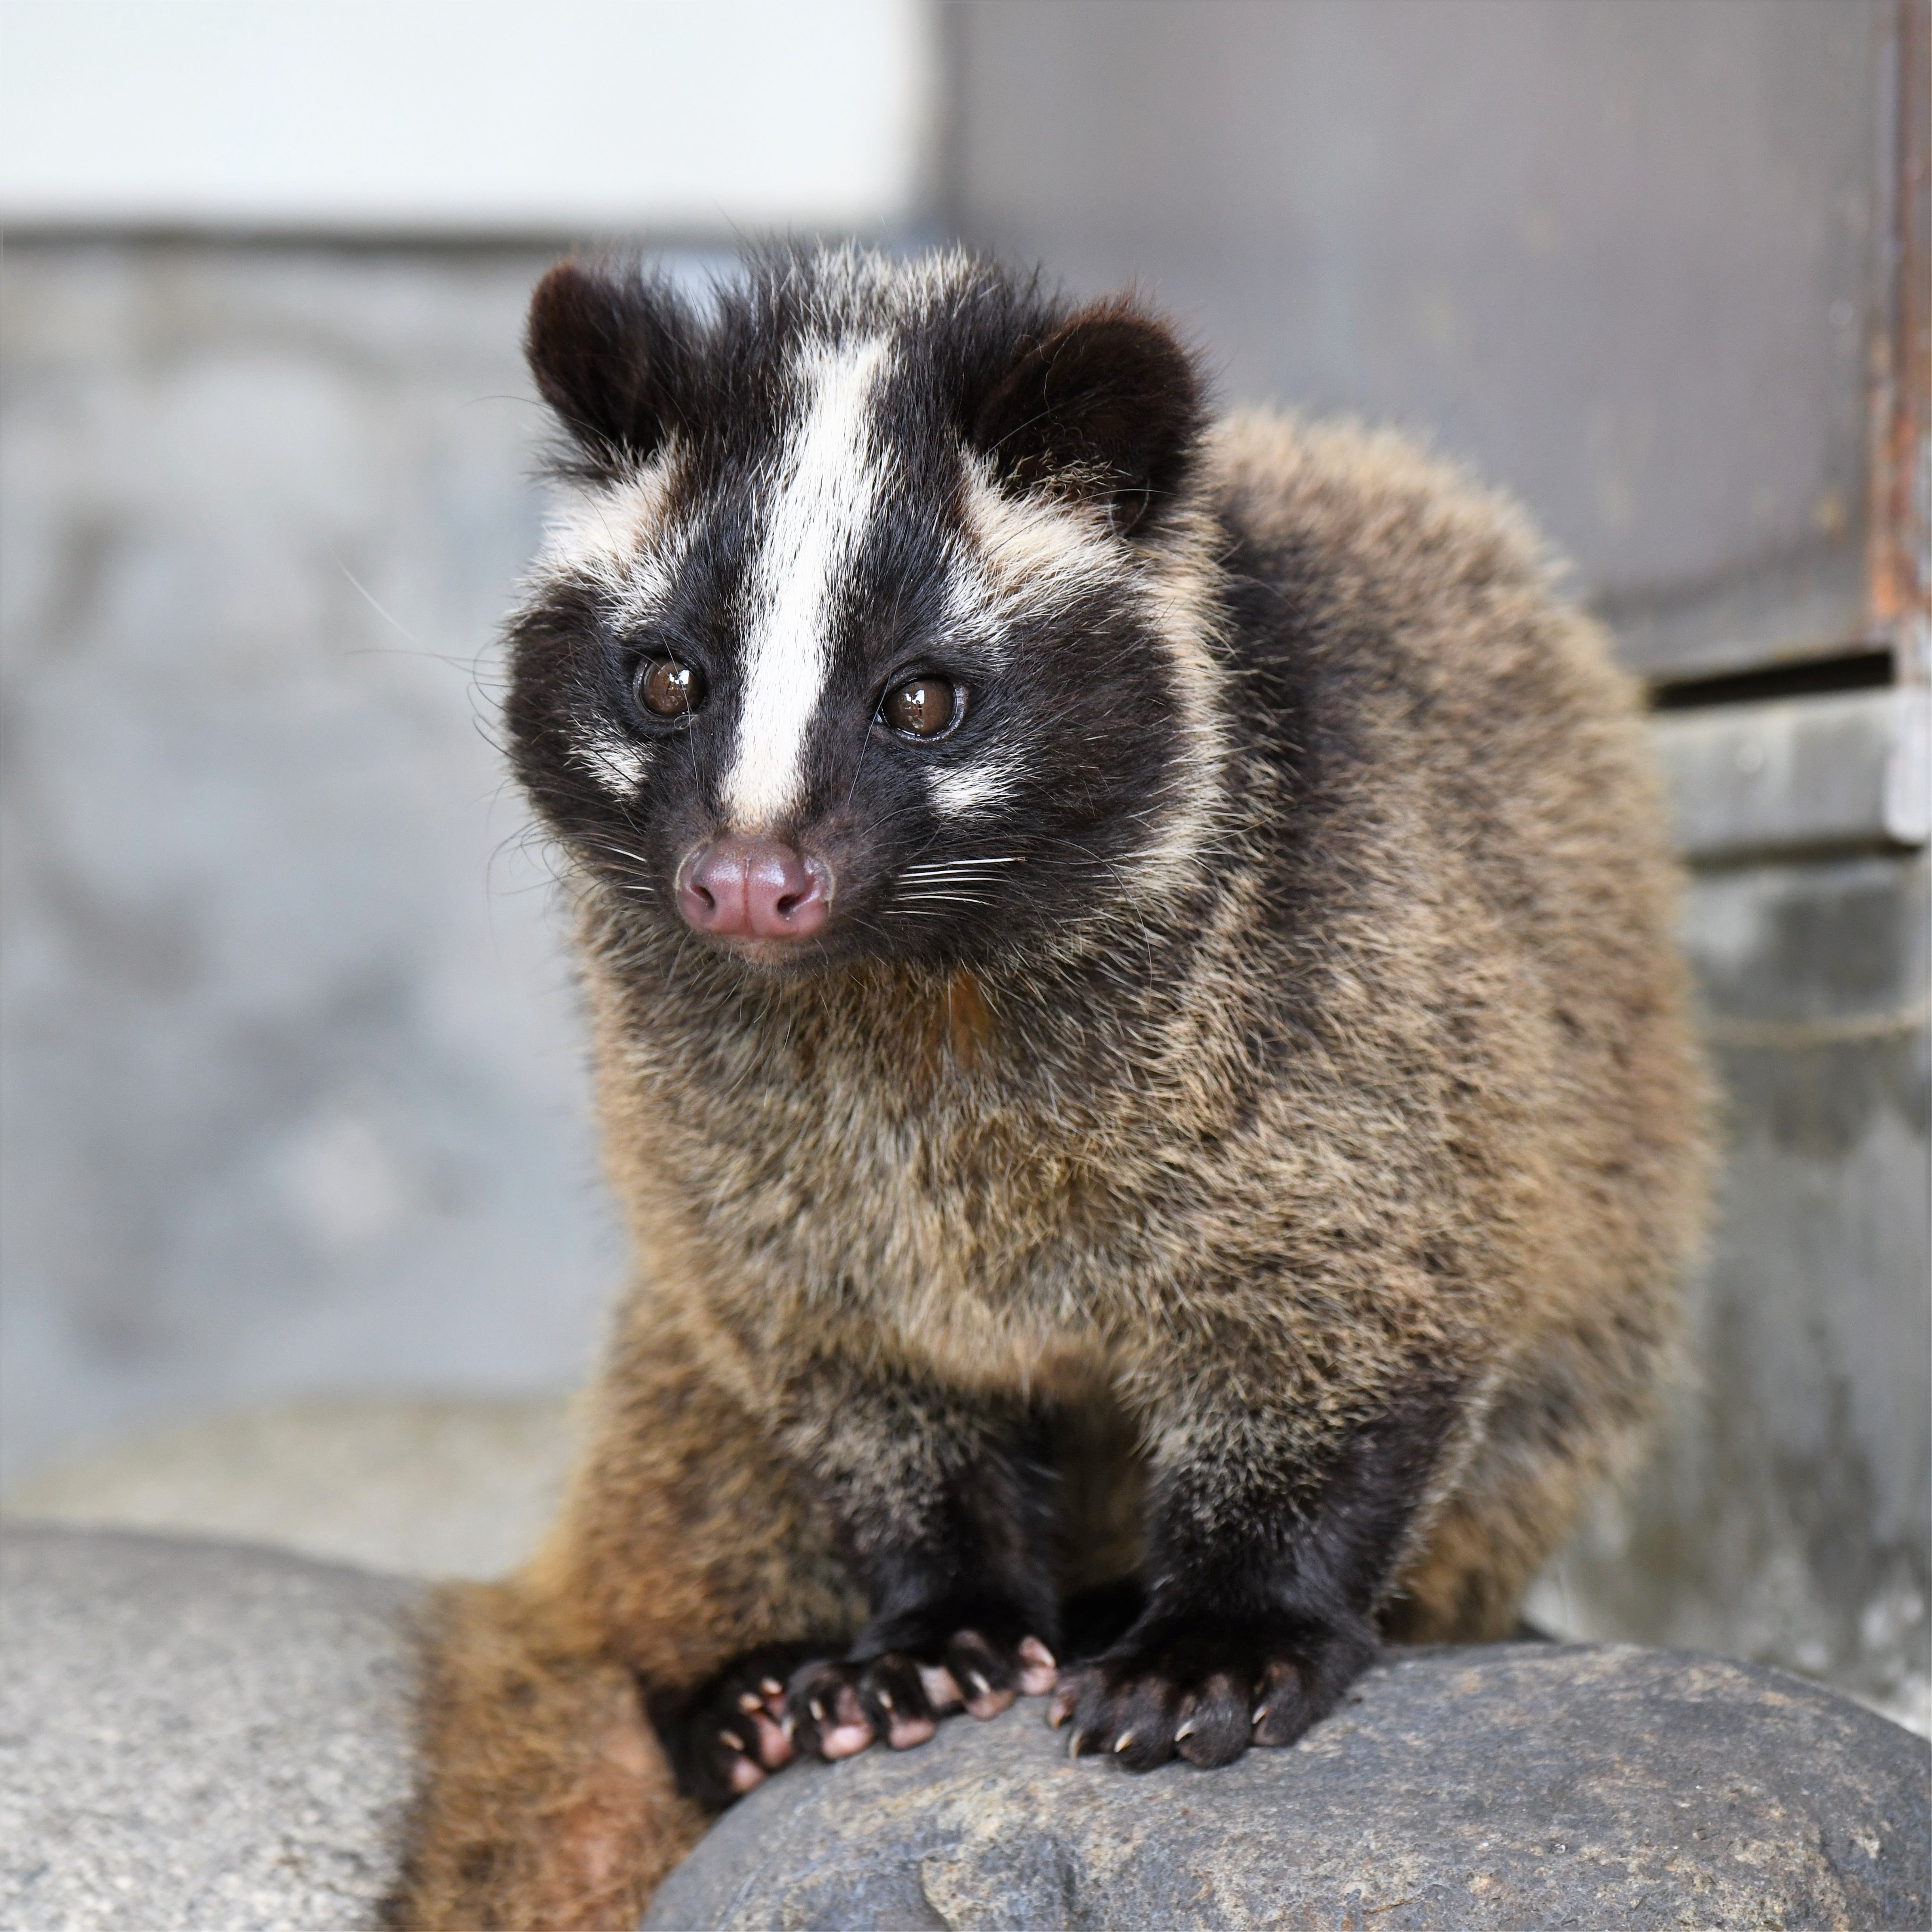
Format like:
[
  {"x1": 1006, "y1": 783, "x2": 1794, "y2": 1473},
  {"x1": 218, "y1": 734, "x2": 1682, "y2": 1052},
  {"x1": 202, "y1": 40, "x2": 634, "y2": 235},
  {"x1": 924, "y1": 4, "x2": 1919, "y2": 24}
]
[{"x1": 645, "y1": 1642, "x2": 1932, "y2": 1931}]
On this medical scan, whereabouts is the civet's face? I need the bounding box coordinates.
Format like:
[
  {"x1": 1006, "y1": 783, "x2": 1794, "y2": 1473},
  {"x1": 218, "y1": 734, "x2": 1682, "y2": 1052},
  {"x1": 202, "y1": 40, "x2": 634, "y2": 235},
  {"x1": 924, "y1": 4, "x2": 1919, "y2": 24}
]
[{"x1": 506, "y1": 251, "x2": 1219, "y2": 974}]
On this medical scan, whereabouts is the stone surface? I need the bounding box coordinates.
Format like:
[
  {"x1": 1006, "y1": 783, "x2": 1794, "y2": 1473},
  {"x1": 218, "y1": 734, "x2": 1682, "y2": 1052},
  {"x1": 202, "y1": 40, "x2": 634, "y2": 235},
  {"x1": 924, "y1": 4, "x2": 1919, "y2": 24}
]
[
  {"x1": 0, "y1": 1526, "x2": 425, "y2": 1932},
  {"x1": 1649, "y1": 690, "x2": 1925, "y2": 863},
  {"x1": 4, "y1": 1527, "x2": 1926, "y2": 1931},
  {"x1": 1524, "y1": 849, "x2": 1932, "y2": 1739},
  {"x1": 644, "y1": 1643, "x2": 1932, "y2": 1931},
  {"x1": 3, "y1": 1394, "x2": 574, "y2": 1581}
]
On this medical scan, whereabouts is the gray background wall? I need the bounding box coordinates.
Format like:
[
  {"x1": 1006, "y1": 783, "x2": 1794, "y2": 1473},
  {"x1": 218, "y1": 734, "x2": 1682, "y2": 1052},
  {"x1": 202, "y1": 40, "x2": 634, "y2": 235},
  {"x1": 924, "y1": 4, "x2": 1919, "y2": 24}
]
[
  {"x1": 2, "y1": 0, "x2": 1926, "y2": 1733},
  {"x1": 942, "y1": 0, "x2": 1876, "y2": 643},
  {"x1": 939, "y1": 0, "x2": 1931, "y2": 1736},
  {"x1": 0, "y1": 248, "x2": 622, "y2": 1480}
]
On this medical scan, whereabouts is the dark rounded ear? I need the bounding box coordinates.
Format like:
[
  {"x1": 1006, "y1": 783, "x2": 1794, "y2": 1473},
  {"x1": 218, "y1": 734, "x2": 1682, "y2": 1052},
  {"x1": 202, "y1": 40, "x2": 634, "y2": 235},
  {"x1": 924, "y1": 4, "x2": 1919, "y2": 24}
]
[
  {"x1": 971, "y1": 303, "x2": 1203, "y2": 534},
  {"x1": 525, "y1": 260, "x2": 690, "y2": 471}
]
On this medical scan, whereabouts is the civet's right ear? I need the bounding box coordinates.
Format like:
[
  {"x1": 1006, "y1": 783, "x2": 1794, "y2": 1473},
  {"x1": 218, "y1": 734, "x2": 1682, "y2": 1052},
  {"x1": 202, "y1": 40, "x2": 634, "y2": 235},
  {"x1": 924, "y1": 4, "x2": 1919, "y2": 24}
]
[
  {"x1": 971, "y1": 301, "x2": 1203, "y2": 535},
  {"x1": 525, "y1": 260, "x2": 691, "y2": 472}
]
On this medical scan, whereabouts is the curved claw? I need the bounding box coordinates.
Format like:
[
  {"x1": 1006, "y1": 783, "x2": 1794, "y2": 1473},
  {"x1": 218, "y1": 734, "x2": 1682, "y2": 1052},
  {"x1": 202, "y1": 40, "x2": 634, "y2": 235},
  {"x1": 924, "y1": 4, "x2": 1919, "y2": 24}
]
[{"x1": 1035, "y1": 1616, "x2": 1362, "y2": 1772}]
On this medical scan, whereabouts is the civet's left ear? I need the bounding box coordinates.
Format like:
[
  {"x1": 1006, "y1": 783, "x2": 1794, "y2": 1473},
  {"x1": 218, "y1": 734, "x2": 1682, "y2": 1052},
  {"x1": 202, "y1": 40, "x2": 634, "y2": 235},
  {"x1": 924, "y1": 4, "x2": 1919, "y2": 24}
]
[
  {"x1": 525, "y1": 259, "x2": 694, "y2": 475},
  {"x1": 971, "y1": 302, "x2": 1204, "y2": 535}
]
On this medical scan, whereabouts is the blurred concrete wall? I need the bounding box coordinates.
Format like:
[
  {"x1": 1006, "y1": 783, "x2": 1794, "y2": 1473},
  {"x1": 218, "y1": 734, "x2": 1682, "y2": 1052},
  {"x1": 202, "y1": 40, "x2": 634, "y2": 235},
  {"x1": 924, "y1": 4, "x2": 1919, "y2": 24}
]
[
  {"x1": 941, "y1": 0, "x2": 1876, "y2": 642},
  {"x1": 1560, "y1": 845, "x2": 1929, "y2": 1728},
  {"x1": 0, "y1": 245, "x2": 626, "y2": 1482},
  {"x1": 0, "y1": 2, "x2": 935, "y2": 1490}
]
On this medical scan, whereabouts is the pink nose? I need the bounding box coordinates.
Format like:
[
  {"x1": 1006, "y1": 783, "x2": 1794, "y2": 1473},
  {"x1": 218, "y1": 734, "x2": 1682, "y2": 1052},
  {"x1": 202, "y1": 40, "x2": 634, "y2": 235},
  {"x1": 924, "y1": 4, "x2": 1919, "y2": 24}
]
[{"x1": 676, "y1": 836, "x2": 833, "y2": 941}]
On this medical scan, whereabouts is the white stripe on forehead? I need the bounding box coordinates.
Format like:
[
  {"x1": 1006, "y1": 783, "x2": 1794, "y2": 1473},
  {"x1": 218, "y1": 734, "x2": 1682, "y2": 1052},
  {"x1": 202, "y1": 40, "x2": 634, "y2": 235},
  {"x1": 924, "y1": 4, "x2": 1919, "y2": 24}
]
[{"x1": 722, "y1": 335, "x2": 893, "y2": 826}]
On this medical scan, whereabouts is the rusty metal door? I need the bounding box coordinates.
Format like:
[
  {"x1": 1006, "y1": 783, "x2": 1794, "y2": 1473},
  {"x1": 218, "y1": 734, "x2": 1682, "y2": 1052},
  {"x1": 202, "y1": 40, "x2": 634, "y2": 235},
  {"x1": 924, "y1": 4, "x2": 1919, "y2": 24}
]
[{"x1": 941, "y1": 0, "x2": 1930, "y2": 1728}]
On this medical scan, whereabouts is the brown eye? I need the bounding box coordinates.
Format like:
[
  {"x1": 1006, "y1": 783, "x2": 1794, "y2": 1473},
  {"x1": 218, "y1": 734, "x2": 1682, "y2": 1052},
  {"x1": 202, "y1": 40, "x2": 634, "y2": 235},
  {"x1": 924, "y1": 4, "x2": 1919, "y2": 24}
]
[
  {"x1": 636, "y1": 657, "x2": 704, "y2": 719},
  {"x1": 882, "y1": 676, "x2": 958, "y2": 738}
]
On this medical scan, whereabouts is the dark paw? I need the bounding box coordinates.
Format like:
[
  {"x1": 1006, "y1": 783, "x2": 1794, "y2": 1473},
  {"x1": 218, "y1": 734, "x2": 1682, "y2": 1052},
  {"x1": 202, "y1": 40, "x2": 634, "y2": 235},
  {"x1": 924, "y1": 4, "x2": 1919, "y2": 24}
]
[
  {"x1": 672, "y1": 1642, "x2": 821, "y2": 1808},
  {"x1": 784, "y1": 1611, "x2": 1058, "y2": 1763},
  {"x1": 1045, "y1": 1610, "x2": 1373, "y2": 1771}
]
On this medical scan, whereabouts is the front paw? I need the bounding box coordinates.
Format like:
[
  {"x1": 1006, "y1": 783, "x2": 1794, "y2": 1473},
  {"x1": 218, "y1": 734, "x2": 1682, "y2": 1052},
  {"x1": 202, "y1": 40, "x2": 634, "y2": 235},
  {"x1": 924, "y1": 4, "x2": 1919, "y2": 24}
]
[
  {"x1": 785, "y1": 1616, "x2": 1058, "y2": 1763},
  {"x1": 1046, "y1": 1609, "x2": 1374, "y2": 1771},
  {"x1": 673, "y1": 1642, "x2": 820, "y2": 1807}
]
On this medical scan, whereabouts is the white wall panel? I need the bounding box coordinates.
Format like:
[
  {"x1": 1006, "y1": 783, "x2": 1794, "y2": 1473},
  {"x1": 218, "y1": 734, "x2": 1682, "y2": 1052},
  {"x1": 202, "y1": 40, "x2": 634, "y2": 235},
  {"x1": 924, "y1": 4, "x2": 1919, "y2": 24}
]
[{"x1": 0, "y1": 0, "x2": 931, "y2": 230}]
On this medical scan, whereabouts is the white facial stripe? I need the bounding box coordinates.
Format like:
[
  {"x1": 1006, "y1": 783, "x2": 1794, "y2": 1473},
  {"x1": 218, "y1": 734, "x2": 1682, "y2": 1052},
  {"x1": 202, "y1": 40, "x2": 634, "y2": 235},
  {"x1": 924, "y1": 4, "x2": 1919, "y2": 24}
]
[
  {"x1": 954, "y1": 452, "x2": 1227, "y2": 897},
  {"x1": 723, "y1": 337, "x2": 893, "y2": 825},
  {"x1": 1133, "y1": 510, "x2": 1226, "y2": 892}
]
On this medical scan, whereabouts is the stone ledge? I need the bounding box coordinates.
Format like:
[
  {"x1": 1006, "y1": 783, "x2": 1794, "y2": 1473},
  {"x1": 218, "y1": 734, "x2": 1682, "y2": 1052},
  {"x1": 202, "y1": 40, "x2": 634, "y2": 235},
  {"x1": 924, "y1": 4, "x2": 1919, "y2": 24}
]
[
  {"x1": 647, "y1": 1641, "x2": 1932, "y2": 1931},
  {"x1": 3, "y1": 1527, "x2": 1926, "y2": 1932}
]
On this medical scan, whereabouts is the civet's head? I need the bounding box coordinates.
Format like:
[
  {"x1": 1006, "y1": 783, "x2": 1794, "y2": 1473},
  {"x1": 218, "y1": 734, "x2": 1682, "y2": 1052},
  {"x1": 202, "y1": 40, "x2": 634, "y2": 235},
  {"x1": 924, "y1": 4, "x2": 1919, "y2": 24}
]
[{"x1": 507, "y1": 249, "x2": 1223, "y2": 974}]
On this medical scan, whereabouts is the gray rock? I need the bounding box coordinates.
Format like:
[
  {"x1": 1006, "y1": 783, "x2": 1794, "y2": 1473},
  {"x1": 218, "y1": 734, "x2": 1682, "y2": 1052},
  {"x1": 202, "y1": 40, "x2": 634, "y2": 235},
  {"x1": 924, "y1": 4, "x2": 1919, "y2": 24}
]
[
  {"x1": 644, "y1": 1643, "x2": 1932, "y2": 1931},
  {"x1": 0, "y1": 1526, "x2": 425, "y2": 1932},
  {"x1": 7, "y1": 1529, "x2": 1925, "y2": 1931}
]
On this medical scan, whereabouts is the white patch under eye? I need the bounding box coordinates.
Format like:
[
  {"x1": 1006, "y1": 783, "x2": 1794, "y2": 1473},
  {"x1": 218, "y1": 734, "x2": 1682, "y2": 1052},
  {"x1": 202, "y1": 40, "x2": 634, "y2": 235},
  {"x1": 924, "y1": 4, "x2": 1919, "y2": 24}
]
[
  {"x1": 570, "y1": 721, "x2": 649, "y2": 796},
  {"x1": 926, "y1": 763, "x2": 1016, "y2": 816},
  {"x1": 722, "y1": 336, "x2": 893, "y2": 826}
]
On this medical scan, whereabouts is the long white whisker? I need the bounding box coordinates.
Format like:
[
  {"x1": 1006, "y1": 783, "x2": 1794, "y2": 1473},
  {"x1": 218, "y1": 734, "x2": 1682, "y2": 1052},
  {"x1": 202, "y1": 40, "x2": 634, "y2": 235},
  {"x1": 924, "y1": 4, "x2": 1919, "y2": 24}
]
[
  {"x1": 898, "y1": 864, "x2": 1025, "y2": 883},
  {"x1": 900, "y1": 857, "x2": 1025, "y2": 869},
  {"x1": 589, "y1": 840, "x2": 658, "y2": 869}
]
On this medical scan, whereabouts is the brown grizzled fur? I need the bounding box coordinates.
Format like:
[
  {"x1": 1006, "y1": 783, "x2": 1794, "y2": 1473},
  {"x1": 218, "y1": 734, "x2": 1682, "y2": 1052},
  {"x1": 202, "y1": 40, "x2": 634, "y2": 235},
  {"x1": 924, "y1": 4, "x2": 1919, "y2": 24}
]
[{"x1": 388, "y1": 251, "x2": 1712, "y2": 1929}]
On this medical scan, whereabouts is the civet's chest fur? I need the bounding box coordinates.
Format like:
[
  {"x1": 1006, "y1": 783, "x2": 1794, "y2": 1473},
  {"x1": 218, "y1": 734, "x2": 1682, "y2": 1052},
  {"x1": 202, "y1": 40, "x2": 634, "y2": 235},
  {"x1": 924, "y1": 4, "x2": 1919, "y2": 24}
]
[{"x1": 393, "y1": 248, "x2": 1711, "y2": 1931}]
